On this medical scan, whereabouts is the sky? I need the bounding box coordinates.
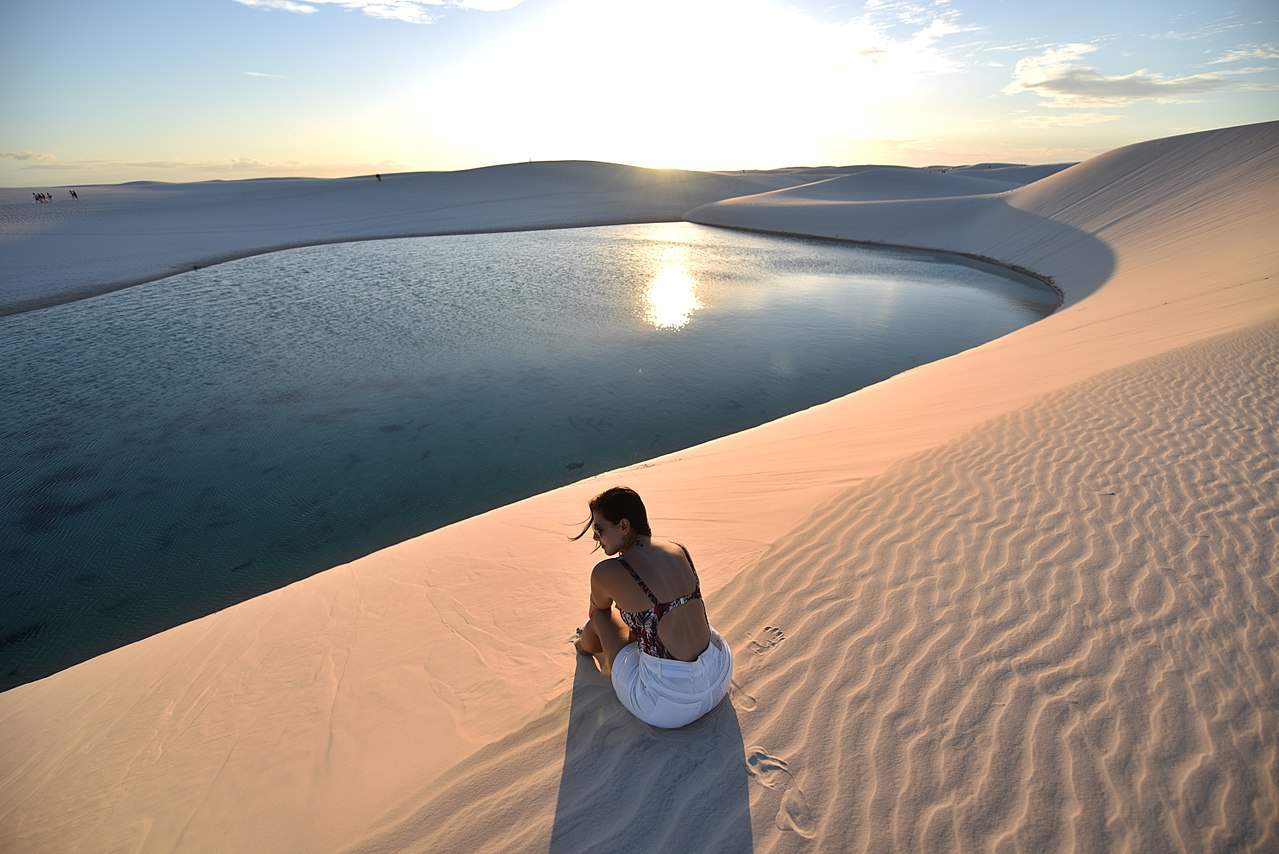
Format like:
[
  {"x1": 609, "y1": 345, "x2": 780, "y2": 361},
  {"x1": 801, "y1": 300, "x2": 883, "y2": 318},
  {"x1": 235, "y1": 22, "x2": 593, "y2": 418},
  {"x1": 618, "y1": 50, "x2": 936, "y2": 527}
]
[{"x1": 1, "y1": 0, "x2": 1277, "y2": 185}]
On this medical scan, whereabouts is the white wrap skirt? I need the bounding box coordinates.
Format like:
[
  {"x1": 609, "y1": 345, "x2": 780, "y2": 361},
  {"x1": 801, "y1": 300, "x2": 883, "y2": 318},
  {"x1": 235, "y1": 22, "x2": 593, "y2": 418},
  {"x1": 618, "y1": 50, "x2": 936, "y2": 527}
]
[{"x1": 610, "y1": 626, "x2": 733, "y2": 728}]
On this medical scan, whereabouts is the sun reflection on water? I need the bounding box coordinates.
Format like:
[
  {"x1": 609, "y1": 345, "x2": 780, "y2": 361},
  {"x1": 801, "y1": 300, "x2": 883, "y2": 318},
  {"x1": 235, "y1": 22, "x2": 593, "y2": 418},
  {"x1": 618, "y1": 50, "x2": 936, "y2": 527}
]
[{"x1": 644, "y1": 247, "x2": 704, "y2": 330}]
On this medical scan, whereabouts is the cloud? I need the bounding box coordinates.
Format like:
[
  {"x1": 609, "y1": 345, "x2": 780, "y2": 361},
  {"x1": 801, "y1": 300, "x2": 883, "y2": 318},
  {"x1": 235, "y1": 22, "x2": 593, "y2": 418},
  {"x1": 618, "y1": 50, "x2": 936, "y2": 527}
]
[
  {"x1": 1013, "y1": 112, "x2": 1121, "y2": 129},
  {"x1": 244, "y1": 71, "x2": 289, "y2": 78},
  {"x1": 452, "y1": 0, "x2": 523, "y2": 9},
  {"x1": 863, "y1": 0, "x2": 979, "y2": 40},
  {"x1": 1, "y1": 151, "x2": 57, "y2": 161},
  {"x1": 234, "y1": 0, "x2": 317, "y2": 13},
  {"x1": 1150, "y1": 19, "x2": 1248, "y2": 41},
  {"x1": 1209, "y1": 44, "x2": 1279, "y2": 64},
  {"x1": 16, "y1": 156, "x2": 408, "y2": 181},
  {"x1": 1004, "y1": 42, "x2": 1275, "y2": 106},
  {"x1": 983, "y1": 39, "x2": 1054, "y2": 54},
  {"x1": 231, "y1": 0, "x2": 524, "y2": 23},
  {"x1": 862, "y1": 0, "x2": 936, "y2": 27},
  {"x1": 852, "y1": 0, "x2": 980, "y2": 76}
]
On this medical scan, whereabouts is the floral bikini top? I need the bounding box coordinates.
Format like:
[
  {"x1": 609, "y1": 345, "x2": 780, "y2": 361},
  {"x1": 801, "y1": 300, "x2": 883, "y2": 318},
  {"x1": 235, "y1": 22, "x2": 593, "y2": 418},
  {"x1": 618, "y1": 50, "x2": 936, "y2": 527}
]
[{"x1": 617, "y1": 543, "x2": 704, "y2": 660}]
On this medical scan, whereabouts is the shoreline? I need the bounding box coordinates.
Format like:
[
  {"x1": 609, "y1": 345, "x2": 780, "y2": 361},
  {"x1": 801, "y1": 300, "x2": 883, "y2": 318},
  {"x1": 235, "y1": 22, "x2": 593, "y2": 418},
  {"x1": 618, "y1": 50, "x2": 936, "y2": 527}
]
[
  {"x1": 1, "y1": 216, "x2": 1063, "y2": 319},
  {"x1": 693, "y1": 220, "x2": 1064, "y2": 308},
  {"x1": 0, "y1": 217, "x2": 681, "y2": 318}
]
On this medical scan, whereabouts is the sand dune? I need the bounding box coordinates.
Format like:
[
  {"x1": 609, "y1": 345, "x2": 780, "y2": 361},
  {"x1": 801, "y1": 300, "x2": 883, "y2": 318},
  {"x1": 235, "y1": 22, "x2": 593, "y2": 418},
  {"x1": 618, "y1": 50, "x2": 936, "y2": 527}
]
[
  {"x1": 746, "y1": 167, "x2": 1026, "y2": 202},
  {"x1": 947, "y1": 163, "x2": 1071, "y2": 185},
  {"x1": 1, "y1": 123, "x2": 1275, "y2": 852},
  {"x1": 349, "y1": 316, "x2": 1279, "y2": 852}
]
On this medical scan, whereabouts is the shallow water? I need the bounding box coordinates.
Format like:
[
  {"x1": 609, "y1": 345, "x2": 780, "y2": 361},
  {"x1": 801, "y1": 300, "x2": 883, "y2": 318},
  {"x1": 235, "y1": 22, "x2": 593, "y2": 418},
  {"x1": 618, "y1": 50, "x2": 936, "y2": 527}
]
[{"x1": 0, "y1": 222, "x2": 1056, "y2": 689}]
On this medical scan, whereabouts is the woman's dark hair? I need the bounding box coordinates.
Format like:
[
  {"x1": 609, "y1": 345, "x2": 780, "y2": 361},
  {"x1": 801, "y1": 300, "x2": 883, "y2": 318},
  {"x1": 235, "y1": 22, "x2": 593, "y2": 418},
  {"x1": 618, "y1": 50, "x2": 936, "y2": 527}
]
[{"x1": 570, "y1": 486, "x2": 652, "y2": 552}]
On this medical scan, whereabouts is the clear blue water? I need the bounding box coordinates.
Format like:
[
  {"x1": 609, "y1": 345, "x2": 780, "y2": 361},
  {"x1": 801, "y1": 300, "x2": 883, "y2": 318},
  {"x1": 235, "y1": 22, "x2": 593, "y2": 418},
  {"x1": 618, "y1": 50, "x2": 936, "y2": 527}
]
[{"x1": 0, "y1": 222, "x2": 1056, "y2": 689}]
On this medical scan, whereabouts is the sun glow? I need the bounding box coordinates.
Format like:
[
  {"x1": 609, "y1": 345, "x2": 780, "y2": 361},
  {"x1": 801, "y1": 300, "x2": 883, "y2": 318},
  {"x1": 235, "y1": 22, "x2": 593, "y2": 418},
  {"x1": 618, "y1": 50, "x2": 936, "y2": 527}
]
[{"x1": 380, "y1": 0, "x2": 937, "y2": 171}]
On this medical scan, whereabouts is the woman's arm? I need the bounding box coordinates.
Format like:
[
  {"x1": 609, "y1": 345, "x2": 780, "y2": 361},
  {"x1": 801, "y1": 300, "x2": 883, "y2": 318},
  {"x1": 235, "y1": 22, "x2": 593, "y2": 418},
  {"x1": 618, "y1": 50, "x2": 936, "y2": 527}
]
[{"x1": 589, "y1": 561, "x2": 615, "y2": 611}]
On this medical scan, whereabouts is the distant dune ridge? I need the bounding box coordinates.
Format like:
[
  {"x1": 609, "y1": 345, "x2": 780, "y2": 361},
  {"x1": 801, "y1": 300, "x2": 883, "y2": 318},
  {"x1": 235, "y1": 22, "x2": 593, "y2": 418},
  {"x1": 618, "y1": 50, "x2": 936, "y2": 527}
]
[
  {"x1": 737, "y1": 166, "x2": 1031, "y2": 203},
  {"x1": 1, "y1": 122, "x2": 1276, "y2": 852}
]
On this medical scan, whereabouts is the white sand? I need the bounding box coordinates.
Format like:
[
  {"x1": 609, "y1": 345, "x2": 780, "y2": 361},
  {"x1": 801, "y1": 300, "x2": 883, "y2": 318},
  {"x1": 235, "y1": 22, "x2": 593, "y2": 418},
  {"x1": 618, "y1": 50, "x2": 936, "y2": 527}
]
[{"x1": 1, "y1": 123, "x2": 1275, "y2": 852}]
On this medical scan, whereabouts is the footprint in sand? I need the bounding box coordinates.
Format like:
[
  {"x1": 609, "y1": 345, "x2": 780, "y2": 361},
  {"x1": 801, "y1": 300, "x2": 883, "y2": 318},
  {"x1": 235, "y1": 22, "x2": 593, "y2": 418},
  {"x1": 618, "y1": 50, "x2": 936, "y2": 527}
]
[
  {"x1": 745, "y1": 747, "x2": 816, "y2": 838},
  {"x1": 748, "y1": 626, "x2": 786, "y2": 655},
  {"x1": 777, "y1": 789, "x2": 816, "y2": 838},
  {"x1": 730, "y1": 679, "x2": 758, "y2": 711},
  {"x1": 746, "y1": 747, "x2": 793, "y2": 790}
]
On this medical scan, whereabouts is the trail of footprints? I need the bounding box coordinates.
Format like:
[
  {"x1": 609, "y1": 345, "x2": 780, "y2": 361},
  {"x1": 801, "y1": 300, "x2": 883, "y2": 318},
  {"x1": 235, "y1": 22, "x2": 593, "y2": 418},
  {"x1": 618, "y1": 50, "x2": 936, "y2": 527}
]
[
  {"x1": 737, "y1": 627, "x2": 817, "y2": 837},
  {"x1": 746, "y1": 747, "x2": 817, "y2": 838}
]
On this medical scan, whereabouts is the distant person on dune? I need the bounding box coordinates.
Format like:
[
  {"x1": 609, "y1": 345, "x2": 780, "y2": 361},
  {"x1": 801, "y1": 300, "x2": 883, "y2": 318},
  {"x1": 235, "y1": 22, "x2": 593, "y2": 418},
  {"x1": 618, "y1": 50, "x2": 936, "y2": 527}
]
[{"x1": 571, "y1": 486, "x2": 733, "y2": 728}]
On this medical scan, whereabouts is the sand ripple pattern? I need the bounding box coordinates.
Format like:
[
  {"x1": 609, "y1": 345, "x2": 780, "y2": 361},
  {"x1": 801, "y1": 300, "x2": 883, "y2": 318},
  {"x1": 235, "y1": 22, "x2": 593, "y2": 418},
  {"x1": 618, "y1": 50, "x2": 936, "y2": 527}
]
[{"x1": 350, "y1": 318, "x2": 1278, "y2": 853}]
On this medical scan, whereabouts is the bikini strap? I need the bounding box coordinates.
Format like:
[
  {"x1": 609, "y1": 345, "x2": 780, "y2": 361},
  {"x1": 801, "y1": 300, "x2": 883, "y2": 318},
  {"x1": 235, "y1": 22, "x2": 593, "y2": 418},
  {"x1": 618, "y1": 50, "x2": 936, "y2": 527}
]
[
  {"x1": 616, "y1": 556, "x2": 660, "y2": 606},
  {"x1": 672, "y1": 543, "x2": 702, "y2": 602},
  {"x1": 675, "y1": 542, "x2": 698, "y2": 577}
]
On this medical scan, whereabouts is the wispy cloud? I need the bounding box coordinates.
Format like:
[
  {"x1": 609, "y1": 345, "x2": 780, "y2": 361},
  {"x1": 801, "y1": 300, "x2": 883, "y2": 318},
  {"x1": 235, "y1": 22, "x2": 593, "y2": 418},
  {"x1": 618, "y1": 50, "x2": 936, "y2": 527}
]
[
  {"x1": 244, "y1": 71, "x2": 289, "y2": 78},
  {"x1": 1, "y1": 151, "x2": 58, "y2": 161},
  {"x1": 19, "y1": 157, "x2": 292, "y2": 172},
  {"x1": 877, "y1": 135, "x2": 1097, "y2": 166},
  {"x1": 852, "y1": 0, "x2": 981, "y2": 75},
  {"x1": 1209, "y1": 44, "x2": 1279, "y2": 64},
  {"x1": 231, "y1": 0, "x2": 524, "y2": 24},
  {"x1": 1150, "y1": 19, "x2": 1248, "y2": 41},
  {"x1": 234, "y1": 0, "x2": 316, "y2": 14},
  {"x1": 1013, "y1": 111, "x2": 1121, "y2": 129},
  {"x1": 1004, "y1": 42, "x2": 1275, "y2": 107},
  {"x1": 983, "y1": 39, "x2": 1054, "y2": 54},
  {"x1": 864, "y1": 0, "x2": 978, "y2": 40},
  {"x1": 862, "y1": 0, "x2": 935, "y2": 27},
  {"x1": 17, "y1": 156, "x2": 408, "y2": 180}
]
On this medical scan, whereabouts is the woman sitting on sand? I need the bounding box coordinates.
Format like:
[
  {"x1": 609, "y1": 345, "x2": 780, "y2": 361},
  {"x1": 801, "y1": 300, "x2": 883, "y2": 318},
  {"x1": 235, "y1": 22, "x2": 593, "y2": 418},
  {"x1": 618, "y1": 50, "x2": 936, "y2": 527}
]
[{"x1": 572, "y1": 486, "x2": 733, "y2": 728}]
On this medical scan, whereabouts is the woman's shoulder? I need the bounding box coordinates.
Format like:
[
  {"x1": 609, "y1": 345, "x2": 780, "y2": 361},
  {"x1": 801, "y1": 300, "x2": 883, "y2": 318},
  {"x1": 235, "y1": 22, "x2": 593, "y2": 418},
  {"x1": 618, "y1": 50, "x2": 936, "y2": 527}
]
[{"x1": 664, "y1": 539, "x2": 694, "y2": 563}]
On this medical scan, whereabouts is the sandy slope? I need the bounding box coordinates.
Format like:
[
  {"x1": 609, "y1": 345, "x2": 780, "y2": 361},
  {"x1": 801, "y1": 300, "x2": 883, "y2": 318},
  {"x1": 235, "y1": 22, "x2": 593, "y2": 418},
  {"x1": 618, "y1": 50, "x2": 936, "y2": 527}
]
[
  {"x1": 349, "y1": 316, "x2": 1279, "y2": 853},
  {"x1": 0, "y1": 123, "x2": 1275, "y2": 852},
  {"x1": 745, "y1": 167, "x2": 1025, "y2": 202},
  {"x1": 947, "y1": 163, "x2": 1071, "y2": 185}
]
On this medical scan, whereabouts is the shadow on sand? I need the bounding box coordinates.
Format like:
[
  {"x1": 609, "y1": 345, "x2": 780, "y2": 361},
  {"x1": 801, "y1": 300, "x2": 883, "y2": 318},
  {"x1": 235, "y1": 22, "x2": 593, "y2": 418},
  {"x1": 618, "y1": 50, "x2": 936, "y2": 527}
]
[
  {"x1": 548, "y1": 654, "x2": 753, "y2": 852},
  {"x1": 344, "y1": 652, "x2": 752, "y2": 853}
]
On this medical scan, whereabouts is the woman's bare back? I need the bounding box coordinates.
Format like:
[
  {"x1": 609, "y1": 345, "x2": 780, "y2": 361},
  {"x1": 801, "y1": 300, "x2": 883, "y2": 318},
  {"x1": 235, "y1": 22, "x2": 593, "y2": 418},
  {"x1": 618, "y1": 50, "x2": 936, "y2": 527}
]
[{"x1": 610, "y1": 539, "x2": 710, "y2": 661}]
